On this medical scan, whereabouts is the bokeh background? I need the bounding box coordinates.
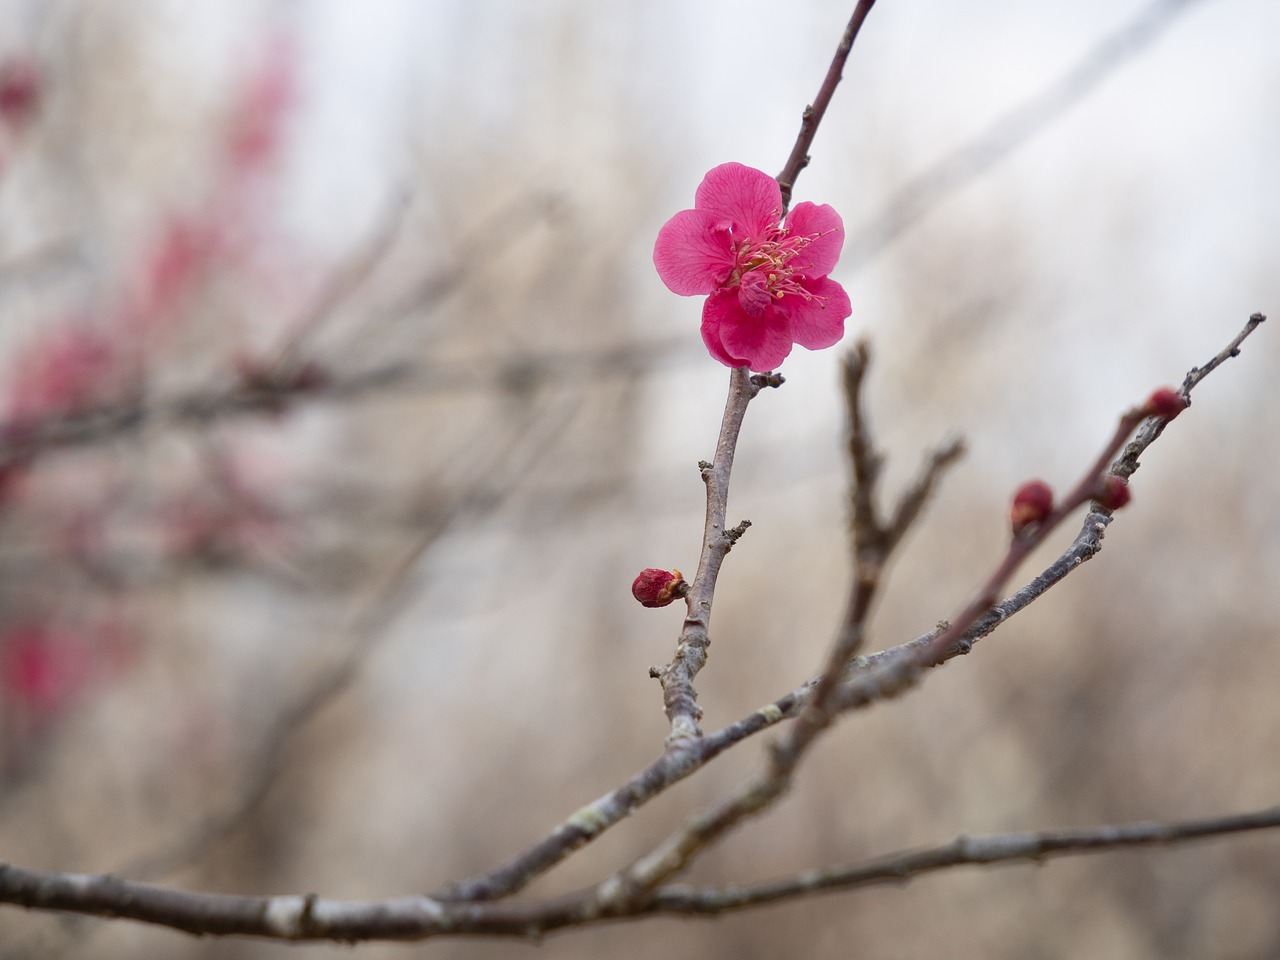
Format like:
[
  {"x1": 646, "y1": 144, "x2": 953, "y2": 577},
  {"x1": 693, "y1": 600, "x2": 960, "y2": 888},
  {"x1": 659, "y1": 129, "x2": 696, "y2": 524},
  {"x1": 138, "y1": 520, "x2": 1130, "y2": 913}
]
[{"x1": 0, "y1": 0, "x2": 1277, "y2": 957}]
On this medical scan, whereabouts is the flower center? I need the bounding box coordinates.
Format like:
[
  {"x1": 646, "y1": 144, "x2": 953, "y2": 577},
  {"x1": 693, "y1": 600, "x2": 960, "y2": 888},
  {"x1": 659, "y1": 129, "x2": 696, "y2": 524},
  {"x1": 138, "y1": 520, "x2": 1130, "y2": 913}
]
[{"x1": 728, "y1": 225, "x2": 830, "y2": 317}]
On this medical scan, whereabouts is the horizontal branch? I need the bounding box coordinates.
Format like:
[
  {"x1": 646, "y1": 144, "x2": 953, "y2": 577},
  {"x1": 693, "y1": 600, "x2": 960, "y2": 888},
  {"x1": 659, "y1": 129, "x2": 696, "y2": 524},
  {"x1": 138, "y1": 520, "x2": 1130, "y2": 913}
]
[
  {"x1": 3, "y1": 803, "x2": 1277, "y2": 941},
  {"x1": 651, "y1": 804, "x2": 1280, "y2": 913},
  {"x1": 0, "y1": 339, "x2": 684, "y2": 472}
]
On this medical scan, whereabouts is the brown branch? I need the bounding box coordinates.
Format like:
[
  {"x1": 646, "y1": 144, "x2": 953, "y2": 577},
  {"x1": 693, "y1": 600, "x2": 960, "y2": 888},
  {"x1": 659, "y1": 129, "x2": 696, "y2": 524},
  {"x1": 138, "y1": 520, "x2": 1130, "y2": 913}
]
[
  {"x1": 448, "y1": 452, "x2": 922, "y2": 906},
  {"x1": 836, "y1": 340, "x2": 965, "y2": 657},
  {"x1": 586, "y1": 312, "x2": 1267, "y2": 897},
  {"x1": 919, "y1": 312, "x2": 1265, "y2": 668},
  {"x1": 0, "y1": 361, "x2": 409, "y2": 470},
  {"x1": 3, "y1": 802, "x2": 1277, "y2": 942},
  {"x1": 651, "y1": 804, "x2": 1280, "y2": 913},
  {"x1": 0, "y1": 315, "x2": 1265, "y2": 943},
  {"x1": 650, "y1": 366, "x2": 772, "y2": 742},
  {"x1": 442, "y1": 312, "x2": 1252, "y2": 908},
  {"x1": 776, "y1": 0, "x2": 879, "y2": 213},
  {"x1": 441, "y1": 735, "x2": 727, "y2": 903},
  {"x1": 610, "y1": 344, "x2": 959, "y2": 897}
]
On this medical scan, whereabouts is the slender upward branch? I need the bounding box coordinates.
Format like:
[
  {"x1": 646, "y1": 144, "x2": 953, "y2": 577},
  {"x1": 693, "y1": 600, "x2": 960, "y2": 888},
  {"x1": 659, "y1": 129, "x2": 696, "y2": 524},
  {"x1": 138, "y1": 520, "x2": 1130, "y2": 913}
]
[
  {"x1": 777, "y1": 0, "x2": 879, "y2": 213},
  {"x1": 617, "y1": 345, "x2": 959, "y2": 896},
  {"x1": 651, "y1": 366, "x2": 768, "y2": 742},
  {"x1": 920, "y1": 312, "x2": 1266, "y2": 668}
]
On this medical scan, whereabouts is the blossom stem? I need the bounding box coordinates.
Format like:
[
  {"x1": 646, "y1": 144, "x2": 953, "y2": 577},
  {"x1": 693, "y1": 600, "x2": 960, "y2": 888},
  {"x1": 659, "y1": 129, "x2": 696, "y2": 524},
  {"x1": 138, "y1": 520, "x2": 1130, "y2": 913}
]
[
  {"x1": 777, "y1": 0, "x2": 879, "y2": 213},
  {"x1": 651, "y1": 366, "x2": 758, "y2": 742}
]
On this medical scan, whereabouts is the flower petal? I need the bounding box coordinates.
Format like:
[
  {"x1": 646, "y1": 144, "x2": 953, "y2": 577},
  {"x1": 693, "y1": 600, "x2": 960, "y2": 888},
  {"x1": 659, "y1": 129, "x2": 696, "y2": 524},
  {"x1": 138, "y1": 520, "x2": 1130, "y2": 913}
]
[
  {"x1": 706, "y1": 292, "x2": 794, "y2": 372},
  {"x1": 782, "y1": 276, "x2": 851, "y2": 351},
  {"x1": 784, "y1": 202, "x2": 845, "y2": 278},
  {"x1": 694, "y1": 162, "x2": 782, "y2": 238},
  {"x1": 700, "y1": 292, "x2": 749, "y2": 367},
  {"x1": 653, "y1": 208, "x2": 736, "y2": 295}
]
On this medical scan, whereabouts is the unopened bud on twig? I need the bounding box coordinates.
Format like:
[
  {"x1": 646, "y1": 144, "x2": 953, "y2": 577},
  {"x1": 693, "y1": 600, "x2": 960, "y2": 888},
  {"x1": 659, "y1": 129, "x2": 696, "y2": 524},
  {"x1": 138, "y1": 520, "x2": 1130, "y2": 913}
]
[
  {"x1": 1010, "y1": 480, "x2": 1054, "y2": 535},
  {"x1": 1141, "y1": 387, "x2": 1186, "y2": 420},
  {"x1": 631, "y1": 568, "x2": 688, "y2": 608},
  {"x1": 1094, "y1": 475, "x2": 1131, "y2": 511}
]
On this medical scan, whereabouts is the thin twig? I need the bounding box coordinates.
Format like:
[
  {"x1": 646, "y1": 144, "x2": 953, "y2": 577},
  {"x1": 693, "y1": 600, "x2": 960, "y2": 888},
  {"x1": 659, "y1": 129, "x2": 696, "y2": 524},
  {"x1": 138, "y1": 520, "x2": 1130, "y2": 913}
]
[
  {"x1": 650, "y1": 366, "x2": 764, "y2": 743},
  {"x1": 0, "y1": 315, "x2": 1265, "y2": 944},
  {"x1": 651, "y1": 805, "x2": 1280, "y2": 913},
  {"x1": 439, "y1": 313, "x2": 1253, "y2": 908},
  {"x1": 777, "y1": 0, "x2": 879, "y2": 213},
  {"x1": 2, "y1": 803, "x2": 1277, "y2": 941},
  {"x1": 919, "y1": 312, "x2": 1266, "y2": 668},
  {"x1": 836, "y1": 340, "x2": 965, "y2": 657},
  {"x1": 273, "y1": 187, "x2": 411, "y2": 369},
  {"x1": 612, "y1": 343, "x2": 957, "y2": 898},
  {"x1": 592, "y1": 313, "x2": 1267, "y2": 900}
]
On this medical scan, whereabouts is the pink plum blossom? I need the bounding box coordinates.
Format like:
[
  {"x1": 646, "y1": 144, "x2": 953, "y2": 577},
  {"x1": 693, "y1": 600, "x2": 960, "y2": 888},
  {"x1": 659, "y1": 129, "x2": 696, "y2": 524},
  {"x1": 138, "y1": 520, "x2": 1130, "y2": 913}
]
[{"x1": 654, "y1": 162, "x2": 851, "y2": 371}]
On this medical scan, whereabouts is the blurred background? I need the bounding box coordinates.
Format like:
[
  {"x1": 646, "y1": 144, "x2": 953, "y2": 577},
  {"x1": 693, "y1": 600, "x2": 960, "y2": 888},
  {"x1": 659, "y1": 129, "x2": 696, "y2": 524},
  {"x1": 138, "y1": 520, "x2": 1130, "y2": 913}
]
[{"x1": 0, "y1": 0, "x2": 1277, "y2": 957}]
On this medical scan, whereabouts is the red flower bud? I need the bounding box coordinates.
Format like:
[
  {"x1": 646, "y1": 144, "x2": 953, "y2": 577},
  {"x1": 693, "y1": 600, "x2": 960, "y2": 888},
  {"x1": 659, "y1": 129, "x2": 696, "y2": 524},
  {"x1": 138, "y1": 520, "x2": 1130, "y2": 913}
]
[
  {"x1": 631, "y1": 568, "x2": 687, "y2": 608},
  {"x1": 1094, "y1": 475, "x2": 1131, "y2": 511},
  {"x1": 1010, "y1": 480, "x2": 1054, "y2": 535},
  {"x1": 1141, "y1": 387, "x2": 1186, "y2": 420}
]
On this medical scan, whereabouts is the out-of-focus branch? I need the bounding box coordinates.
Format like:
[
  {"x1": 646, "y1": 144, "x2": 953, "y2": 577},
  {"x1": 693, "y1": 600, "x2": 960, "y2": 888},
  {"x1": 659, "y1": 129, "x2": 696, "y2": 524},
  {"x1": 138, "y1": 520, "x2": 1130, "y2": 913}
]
[
  {"x1": 273, "y1": 187, "x2": 411, "y2": 368},
  {"x1": 777, "y1": 0, "x2": 879, "y2": 213},
  {"x1": 0, "y1": 361, "x2": 406, "y2": 464},
  {"x1": 651, "y1": 805, "x2": 1280, "y2": 913},
  {"x1": 0, "y1": 338, "x2": 685, "y2": 474},
  {"x1": 836, "y1": 340, "x2": 965, "y2": 657},
  {"x1": 362, "y1": 190, "x2": 564, "y2": 341},
  {"x1": 843, "y1": 0, "x2": 1205, "y2": 269},
  {"x1": 121, "y1": 391, "x2": 583, "y2": 883}
]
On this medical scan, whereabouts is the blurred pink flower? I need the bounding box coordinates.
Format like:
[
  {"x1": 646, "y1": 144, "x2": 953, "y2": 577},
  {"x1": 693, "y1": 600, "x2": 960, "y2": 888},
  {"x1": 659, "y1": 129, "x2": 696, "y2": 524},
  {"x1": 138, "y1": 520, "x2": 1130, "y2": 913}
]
[
  {"x1": 7, "y1": 327, "x2": 117, "y2": 421},
  {"x1": 139, "y1": 218, "x2": 212, "y2": 322},
  {"x1": 0, "y1": 624, "x2": 88, "y2": 713},
  {"x1": 227, "y1": 36, "x2": 295, "y2": 171},
  {"x1": 0, "y1": 619, "x2": 132, "y2": 716},
  {"x1": 654, "y1": 162, "x2": 851, "y2": 371},
  {"x1": 0, "y1": 58, "x2": 39, "y2": 129}
]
